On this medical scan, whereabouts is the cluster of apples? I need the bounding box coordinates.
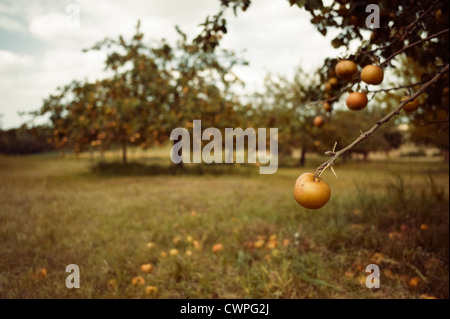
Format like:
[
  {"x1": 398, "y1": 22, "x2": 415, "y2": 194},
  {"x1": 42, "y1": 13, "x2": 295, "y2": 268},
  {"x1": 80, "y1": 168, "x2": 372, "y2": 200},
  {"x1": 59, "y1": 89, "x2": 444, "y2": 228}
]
[
  {"x1": 313, "y1": 61, "x2": 386, "y2": 128},
  {"x1": 335, "y1": 60, "x2": 420, "y2": 112},
  {"x1": 298, "y1": 60, "x2": 422, "y2": 210},
  {"x1": 335, "y1": 60, "x2": 383, "y2": 110}
]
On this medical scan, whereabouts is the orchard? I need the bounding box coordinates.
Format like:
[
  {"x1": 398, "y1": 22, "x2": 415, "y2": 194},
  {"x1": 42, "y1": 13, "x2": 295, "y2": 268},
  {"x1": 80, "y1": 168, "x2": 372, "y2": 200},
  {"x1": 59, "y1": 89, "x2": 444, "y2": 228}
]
[{"x1": 0, "y1": 0, "x2": 448, "y2": 301}]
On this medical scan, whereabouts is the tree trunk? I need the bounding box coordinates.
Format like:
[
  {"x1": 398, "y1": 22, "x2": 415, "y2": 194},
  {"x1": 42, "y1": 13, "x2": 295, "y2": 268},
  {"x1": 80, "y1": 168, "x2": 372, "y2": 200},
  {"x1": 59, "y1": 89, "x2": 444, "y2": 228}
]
[
  {"x1": 363, "y1": 151, "x2": 369, "y2": 161},
  {"x1": 122, "y1": 142, "x2": 127, "y2": 165},
  {"x1": 299, "y1": 148, "x2": 307, "y2": 167}
]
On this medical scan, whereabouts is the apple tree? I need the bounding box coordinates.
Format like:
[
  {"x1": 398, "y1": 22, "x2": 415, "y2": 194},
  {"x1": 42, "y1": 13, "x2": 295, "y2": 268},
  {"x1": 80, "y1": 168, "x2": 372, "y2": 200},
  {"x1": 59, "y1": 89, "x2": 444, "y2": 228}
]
[{"x1": 198, "y1": 0, "x2": 449, "y2": 172}]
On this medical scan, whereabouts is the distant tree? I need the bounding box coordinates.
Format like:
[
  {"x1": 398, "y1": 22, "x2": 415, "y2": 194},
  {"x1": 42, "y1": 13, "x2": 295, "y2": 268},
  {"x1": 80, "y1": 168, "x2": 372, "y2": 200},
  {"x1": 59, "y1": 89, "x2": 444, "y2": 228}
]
[
  {"x1": 249, "y1": 69, "x2": 327, "y2": 166},
  {"x1": 37, "y1": 22, "x2": 245, "y2": 165},
  {"x1": 330, "y1": 108, "x2": 403, "y2": 161}
]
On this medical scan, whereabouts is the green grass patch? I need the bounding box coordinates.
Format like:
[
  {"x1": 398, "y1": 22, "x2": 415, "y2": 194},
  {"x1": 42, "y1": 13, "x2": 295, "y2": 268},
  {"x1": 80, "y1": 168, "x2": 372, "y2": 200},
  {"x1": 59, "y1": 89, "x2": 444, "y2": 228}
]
[{"x1": 0, "y1": 155, "x2": 448, "y2": 299}]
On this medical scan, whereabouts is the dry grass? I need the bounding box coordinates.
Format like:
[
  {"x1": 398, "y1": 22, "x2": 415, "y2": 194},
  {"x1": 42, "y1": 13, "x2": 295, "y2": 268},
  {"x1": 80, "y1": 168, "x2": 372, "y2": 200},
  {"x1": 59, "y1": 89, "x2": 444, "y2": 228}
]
[{"x1": 0, "y1": 153, "x2": 448, "y2": 299}]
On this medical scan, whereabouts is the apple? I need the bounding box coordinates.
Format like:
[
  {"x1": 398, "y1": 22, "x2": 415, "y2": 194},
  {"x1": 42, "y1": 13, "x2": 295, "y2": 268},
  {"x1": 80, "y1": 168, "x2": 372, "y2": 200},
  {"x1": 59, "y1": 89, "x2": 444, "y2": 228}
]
[
  {"x1": 323, "y1": 102, "x2": 332, "y2": 112},
  {"x1": 361, "y1": 65, "x2": 384, "y2": 85},
  {"x1": 346, "y1": 92, "x2": 368, "y2": 110},
  {"x1": 335, "y1": 60, "x2": 358, "y2": 81},
  {"x1": 141, "y1": 263, "x2": 154, "y2": 273},
  {"x1": 401, "y1": 96, "x2": 420, "y2": 112},
  {"x1": 314, "y1": 116, "x2": 324, "y2": 127},
  {"x1": 212, "y1": 243, "x2": 224, "y2": 253},
  {"x1": 294, "y1": 173, "x2": 331, "y2": 209}
]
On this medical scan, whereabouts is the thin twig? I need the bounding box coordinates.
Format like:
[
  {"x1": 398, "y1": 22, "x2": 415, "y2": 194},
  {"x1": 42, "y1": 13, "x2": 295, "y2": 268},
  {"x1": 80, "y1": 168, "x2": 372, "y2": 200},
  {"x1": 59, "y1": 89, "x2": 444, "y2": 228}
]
[
  {"x1": 314, "y1": 64, "x2": 449, "y2": 178},
  {"x1": 323, "y1": 28, "x2": 447, "y2": 106},
  {"x1": 367, "y1": 81, "x2": 426, "y2": 93},
  {"x1": 404, "y1": 0, "x2": 439, "y2": 33},
  {"x1": 322, "y1": 29, "x2": 444, "y2": 104},
  {"x1": 311, "y1": 3, "x2": 443, "y2": 112},
  {"x1": 318, "y1": 80, "x2": 358, "y2": 105},
  {"x1": 363, "y1": 0, "x2": 440, "y2": 55},
  {"x1": 380, "y1": 28, "x2": 449, "y2": 68}
]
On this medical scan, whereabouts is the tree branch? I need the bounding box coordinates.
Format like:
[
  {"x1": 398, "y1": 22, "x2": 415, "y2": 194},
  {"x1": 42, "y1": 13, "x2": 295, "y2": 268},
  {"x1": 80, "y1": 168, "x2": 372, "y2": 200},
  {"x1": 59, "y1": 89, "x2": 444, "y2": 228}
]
[
  {"x1": 314, "y1": 64, "x2": 449, "y2": 178},
  {"x1": 380, "y1": 28, "x2": 449, "y2": 68},
  {"x1": 404, "y1": 0, "x2": 439, "y2": 33},
  {"x1": 367, "y1": 81, "x2": 426, "y2": 94},
  {"x1": 321, "y1": 28, "x2": 447, "y2": 107},
  {"x1": 363, "y1": 0, "x2": 440, "y2": 55}
]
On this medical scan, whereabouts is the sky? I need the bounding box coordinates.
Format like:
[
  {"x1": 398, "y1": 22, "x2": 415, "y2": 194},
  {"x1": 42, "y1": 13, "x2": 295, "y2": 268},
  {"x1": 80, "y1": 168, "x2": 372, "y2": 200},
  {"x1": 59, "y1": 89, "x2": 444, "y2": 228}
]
[{"x1": 0, "y1": 0, "x2": 342, "y2": 129}]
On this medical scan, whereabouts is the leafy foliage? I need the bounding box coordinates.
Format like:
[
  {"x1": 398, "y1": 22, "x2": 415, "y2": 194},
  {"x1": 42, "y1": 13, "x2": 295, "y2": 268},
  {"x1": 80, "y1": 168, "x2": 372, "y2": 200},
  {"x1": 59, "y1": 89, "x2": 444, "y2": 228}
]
[
  {"x1": 38, "y1": 22, "x2": 245, "y2": 163},
  {"x1": 201, "y1": 0, "x2": 449, "y2": 157}
]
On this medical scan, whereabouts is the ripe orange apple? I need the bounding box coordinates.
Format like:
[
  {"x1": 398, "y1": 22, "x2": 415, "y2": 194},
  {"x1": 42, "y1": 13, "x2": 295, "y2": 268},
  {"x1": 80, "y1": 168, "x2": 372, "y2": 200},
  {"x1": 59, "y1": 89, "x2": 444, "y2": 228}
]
[
  {"x1": 328, "y1": 77, "x2": 339, "y2": 87},
  {"x1": 323, "y1": 102, "x2": 332, "y2": 112},
  {"x1": 254, "y1": 239, "x2": 265, "y2": 248},
  {"x1": 141, "y1": 263, "x2": 154, "y2": 273},
  {"x1": 266, "y1": 240, "x2": 277, "y2": 250},
  {"x1": 346, "y1": 92, "x2": 368, "y2": 110},
  {"x1": 335, "y1": 60, "x2": 358, "y2": 81},
  {"x1": 401, "y1": 96, "x2": 420, "y2": 112},
  {"x1": 314, "y1": 116, "x2": 324, "y2": 127},
  {"x1": 131, "y1": 276, "x2": 146, "y2": 286},
  {"x1": 32, "y1": 268, "x2": 48, "y2": 279},
  {"x1": 212, "y1": 243, "x2": 224, "y2": 253},
  {"x1": 145, "y1": 286, "x2": 158, "y2": 296},
  {"x1": 172, "y1": 236, "x2": 181, "y2": 245},
  {"x1": 361, "y1": 65, "x2": 384, "y2": 85},
  {"x1": 294, "y1": 173, "x2": 331, "y2": 209},
  {"x1": 408, "y1": 277, "x2": 420, "y2": 290}
]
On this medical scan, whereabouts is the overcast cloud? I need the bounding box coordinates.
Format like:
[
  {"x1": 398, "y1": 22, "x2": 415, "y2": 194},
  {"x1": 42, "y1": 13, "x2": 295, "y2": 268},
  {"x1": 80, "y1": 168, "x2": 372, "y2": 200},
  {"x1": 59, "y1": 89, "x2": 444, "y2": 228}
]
[{"x1": 0, "y1": 0, "x2": 342, "y2": 129}]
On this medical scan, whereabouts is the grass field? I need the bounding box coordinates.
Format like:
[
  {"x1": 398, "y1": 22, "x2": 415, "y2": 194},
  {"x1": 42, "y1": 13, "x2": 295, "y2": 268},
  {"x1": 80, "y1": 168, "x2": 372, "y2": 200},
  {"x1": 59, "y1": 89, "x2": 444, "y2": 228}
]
[{"x1": 0, "y1": 152, "x2": 448, "y2": 299}]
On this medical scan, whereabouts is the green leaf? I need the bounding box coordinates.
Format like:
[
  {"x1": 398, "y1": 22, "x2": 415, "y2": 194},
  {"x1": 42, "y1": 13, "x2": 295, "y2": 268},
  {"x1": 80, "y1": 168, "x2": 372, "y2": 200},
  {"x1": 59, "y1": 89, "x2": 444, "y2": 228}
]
[
  {"x1": 290, "y1": 0, "x2": 306, "y2": 9},
  {"x1": 305, "y1": 0, "x2": 323, "y2": 10}
]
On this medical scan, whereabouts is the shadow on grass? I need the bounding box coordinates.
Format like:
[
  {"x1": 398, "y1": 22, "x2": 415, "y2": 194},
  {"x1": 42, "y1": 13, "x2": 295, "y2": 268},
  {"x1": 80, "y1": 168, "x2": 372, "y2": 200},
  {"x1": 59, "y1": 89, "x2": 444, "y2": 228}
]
[{"x1": 90, "y1": 161, "x2": 259, "y2": 176}]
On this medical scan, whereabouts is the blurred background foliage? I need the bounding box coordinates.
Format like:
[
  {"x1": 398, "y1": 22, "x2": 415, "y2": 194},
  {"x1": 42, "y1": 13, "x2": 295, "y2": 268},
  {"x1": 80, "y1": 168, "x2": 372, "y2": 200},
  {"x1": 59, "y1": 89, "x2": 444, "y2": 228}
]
[{"x1": 0, "y1": 0, "x2": 448, "y2": 166}]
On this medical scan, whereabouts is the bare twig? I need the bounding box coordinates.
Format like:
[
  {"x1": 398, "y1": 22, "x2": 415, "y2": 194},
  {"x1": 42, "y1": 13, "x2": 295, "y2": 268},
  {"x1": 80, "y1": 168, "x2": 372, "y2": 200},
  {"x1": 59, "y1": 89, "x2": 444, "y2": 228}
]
[
  {"x1": 363, "y1": 0, "x2": 440, "y2": 55},
  {"x1": 380, "y1": 28, "x2": 449, "y2": 68},
  {"x1": 313, "y1": 80, "x2": 358, "y2": 106},
  {"x1": 311, "y1": 4, "x2": 445, "y2": 112},
  {"x1": 314, "y1": 64, "x2": 449, "y2": 178},
  {"x1": 308, "y1": 82, "x2": 354, "y2": 108},
  {"x1": 404, "y1": 0, "x2": 439, "y2": 33},
  {"x1": 321, "y1": 28, "x2": 447, "y2": 106},
  {"x1": 367, "y1": 81, "x2": 426, "y2": 93}
]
